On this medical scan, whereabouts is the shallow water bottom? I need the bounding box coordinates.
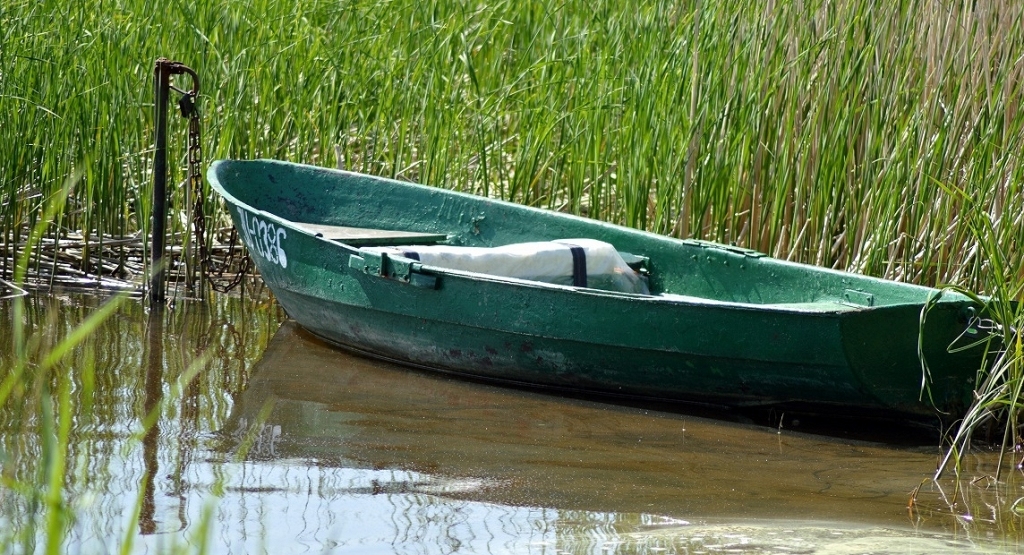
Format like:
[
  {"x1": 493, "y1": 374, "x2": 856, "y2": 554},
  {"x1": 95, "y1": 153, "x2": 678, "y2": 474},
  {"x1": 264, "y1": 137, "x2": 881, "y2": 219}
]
[{"x1": 0, "y1": 294, "x2": 1021, "y2": 553}]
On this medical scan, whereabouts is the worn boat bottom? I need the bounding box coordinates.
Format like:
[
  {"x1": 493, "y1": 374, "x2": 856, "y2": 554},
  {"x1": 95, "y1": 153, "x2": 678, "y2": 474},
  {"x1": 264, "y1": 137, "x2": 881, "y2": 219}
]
[
  {"x1": 290, "y1": 294, "x2": 837, "y2": 394},
  {"x1": 296, "y1": 322, "x2": 946, "y2": 444}
]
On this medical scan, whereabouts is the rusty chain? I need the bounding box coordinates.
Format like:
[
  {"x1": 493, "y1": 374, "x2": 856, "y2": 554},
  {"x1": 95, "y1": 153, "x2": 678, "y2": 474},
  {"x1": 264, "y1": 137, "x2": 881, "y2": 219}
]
[{"x1": 177, "y1": 79, "x2": 252, "y2": 295}]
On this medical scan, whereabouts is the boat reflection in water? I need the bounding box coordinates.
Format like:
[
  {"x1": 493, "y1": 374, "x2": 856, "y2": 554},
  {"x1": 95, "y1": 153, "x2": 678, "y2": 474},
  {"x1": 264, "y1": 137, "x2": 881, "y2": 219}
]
[{"x1": 211, "y1": 321, "x2": 1016, "y2": 553}]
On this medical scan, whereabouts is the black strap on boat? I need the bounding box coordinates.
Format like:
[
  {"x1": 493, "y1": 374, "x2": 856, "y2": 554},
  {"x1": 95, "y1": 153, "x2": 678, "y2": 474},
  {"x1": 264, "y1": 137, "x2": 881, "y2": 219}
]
[
  {"x1": 401, "y1": 250, "x2": 421, "y2": 261},
  {"x1": 564, "y1": 243, "x2": 587, "y2": 287}
]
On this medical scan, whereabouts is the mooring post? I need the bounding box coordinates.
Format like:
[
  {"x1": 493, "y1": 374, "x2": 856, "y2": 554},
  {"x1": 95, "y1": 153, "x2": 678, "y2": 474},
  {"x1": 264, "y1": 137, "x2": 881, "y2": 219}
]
[
  {"x1": 150, "y1": 58, "x2": 199, "y2": 304},
  {"x1": 150, "y1": 59, "x2": 172, "y2": 305}
]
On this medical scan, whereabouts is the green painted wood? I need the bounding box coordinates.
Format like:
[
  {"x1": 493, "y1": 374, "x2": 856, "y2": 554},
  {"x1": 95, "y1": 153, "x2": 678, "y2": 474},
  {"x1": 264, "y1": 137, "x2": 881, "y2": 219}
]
[
  {"x1": 208, "y1": 159, "x2": 996, "y2": 419},
  {"x1": 292, "y1": 222, "x2": 447, "y2": 246}
]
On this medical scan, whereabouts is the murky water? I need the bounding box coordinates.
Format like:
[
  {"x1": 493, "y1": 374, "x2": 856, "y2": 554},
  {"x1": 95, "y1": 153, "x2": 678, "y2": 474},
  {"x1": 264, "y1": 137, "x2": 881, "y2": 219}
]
[{"x1": 1, "y1": 293, "x2": 1022, "y2": 554}]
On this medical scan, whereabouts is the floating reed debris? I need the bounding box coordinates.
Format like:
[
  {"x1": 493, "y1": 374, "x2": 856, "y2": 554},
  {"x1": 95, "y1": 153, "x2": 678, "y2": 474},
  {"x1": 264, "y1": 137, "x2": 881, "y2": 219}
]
[{"x1": 0, "y1": 226, "x2": 253, "y2": 294}]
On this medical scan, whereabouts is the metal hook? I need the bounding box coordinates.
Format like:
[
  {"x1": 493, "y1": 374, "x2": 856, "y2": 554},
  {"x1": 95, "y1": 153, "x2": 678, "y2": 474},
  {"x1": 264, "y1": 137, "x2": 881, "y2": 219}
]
[{"x1": 157, "y1": 58, "x2": 200, "y2": 98}]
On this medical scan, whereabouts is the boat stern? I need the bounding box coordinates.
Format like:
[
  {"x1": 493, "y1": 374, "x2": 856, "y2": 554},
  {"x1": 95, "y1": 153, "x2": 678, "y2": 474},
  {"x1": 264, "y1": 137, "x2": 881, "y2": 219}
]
[{"x1": 841, "y1": 298, "x2": 991, "y2": 418}]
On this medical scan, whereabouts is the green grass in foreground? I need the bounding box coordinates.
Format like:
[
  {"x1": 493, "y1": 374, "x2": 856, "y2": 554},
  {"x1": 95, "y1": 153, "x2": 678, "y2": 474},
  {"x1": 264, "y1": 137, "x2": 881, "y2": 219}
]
[{"x1": 2, "y1": 0, "x2": 1023, "y2": 487}]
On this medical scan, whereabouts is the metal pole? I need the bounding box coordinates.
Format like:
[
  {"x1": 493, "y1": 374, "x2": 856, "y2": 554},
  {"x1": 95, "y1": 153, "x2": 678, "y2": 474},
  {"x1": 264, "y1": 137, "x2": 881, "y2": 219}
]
[{"x1": 150, "y1": 59, "x2": 172, "y2": 305}]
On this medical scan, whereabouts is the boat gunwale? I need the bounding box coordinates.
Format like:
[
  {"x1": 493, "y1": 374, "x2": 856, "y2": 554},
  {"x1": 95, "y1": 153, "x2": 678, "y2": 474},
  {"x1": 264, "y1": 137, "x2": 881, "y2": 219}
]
[{"x1": 220, "y1": 198, "x2": 865, "y2": 315}]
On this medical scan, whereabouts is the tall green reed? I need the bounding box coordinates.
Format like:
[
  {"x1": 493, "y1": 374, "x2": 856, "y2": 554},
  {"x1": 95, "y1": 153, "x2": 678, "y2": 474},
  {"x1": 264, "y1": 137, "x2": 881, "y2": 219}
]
[
  {"x1": 1, "y1": 175, "x2": 122, "y2": 552},
  {"x1": 932, "y1": 178, "x2": 1023, "y2": 480},
  {"x1": 3, "y1": 0, "x2": 1022, "y2": 294}
]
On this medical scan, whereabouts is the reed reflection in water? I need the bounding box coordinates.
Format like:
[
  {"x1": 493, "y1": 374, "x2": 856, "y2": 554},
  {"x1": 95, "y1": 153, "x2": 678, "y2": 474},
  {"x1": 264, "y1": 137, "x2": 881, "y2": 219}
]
[
  {"x1": 0, "y1": 292, "x2": 277, "y2": 552},
  {"x1": 0, "y1": 294, "x2": 1020, "y2": 554}
]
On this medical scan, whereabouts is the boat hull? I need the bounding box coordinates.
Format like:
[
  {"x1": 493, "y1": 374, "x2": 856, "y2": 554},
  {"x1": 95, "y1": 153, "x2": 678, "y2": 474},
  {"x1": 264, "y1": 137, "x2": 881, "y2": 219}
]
[
  {"x1": 266, "y1": 259, "x2": 976, "y2": 417},
  {"x1": 208, "y1": 159, "x2": 990, "y2": 418}
]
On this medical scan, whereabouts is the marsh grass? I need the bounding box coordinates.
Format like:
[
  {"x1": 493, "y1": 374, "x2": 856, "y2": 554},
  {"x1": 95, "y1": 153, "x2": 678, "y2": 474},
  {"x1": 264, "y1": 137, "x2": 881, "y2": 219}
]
[
  {"x1": 932, "y1": 183, "x2": 1024, "y2": 481},
  {"x1": 3, "y1": 0, "x2": 1023, "y2": 291}
]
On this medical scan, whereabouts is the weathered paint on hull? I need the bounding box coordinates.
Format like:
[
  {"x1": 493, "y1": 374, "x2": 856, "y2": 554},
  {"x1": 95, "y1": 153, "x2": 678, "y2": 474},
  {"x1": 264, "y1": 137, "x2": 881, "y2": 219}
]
[
  {"x1": 260, "y1": 236, "x2": 977, "y2": 417},
  {"x1": 208, "y1": 159, "x2": 989, "y2": 419},
  {"x1": 276, "y1": 288, "x2": 861, "y2": 406}
]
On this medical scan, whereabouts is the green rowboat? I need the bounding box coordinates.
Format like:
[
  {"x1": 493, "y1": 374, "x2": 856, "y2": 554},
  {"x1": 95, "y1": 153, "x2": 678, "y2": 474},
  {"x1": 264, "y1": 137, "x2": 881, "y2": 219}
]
[{"x1": 208, "y1": 159, "x2": 992, "y2": 419}]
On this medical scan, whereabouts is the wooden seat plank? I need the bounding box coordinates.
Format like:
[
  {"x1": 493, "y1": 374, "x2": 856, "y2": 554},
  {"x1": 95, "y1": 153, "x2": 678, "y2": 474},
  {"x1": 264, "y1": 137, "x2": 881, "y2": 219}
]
[{"x1": 293, "y1": 222, "x2": 447, "y2": 246}]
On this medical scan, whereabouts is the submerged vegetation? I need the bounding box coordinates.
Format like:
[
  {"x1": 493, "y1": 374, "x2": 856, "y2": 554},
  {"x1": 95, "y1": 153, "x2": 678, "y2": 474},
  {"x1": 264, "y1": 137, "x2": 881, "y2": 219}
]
[{"x1": 2, "y1": 0, "x2": 1024, "y2": 541}]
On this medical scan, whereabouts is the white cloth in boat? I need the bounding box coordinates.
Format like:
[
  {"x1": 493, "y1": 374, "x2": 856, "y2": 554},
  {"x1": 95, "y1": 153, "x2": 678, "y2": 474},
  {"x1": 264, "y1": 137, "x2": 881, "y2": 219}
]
[{"x1": 363, "y1": 238, "x2": 649, "y2": 294}]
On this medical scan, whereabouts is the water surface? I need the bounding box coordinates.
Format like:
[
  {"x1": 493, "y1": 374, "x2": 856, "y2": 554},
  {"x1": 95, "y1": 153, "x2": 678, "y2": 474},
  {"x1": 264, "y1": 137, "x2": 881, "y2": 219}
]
[{"x1": 0, "y1": 293, "x2": 1021, "y2": 553}]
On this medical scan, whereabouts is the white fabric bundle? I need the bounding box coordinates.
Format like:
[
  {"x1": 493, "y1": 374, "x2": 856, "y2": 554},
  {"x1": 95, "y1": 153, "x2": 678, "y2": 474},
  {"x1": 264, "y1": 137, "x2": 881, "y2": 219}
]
[{"x1": 363, "y1": 238, "x2": 648, "y2": 294}]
